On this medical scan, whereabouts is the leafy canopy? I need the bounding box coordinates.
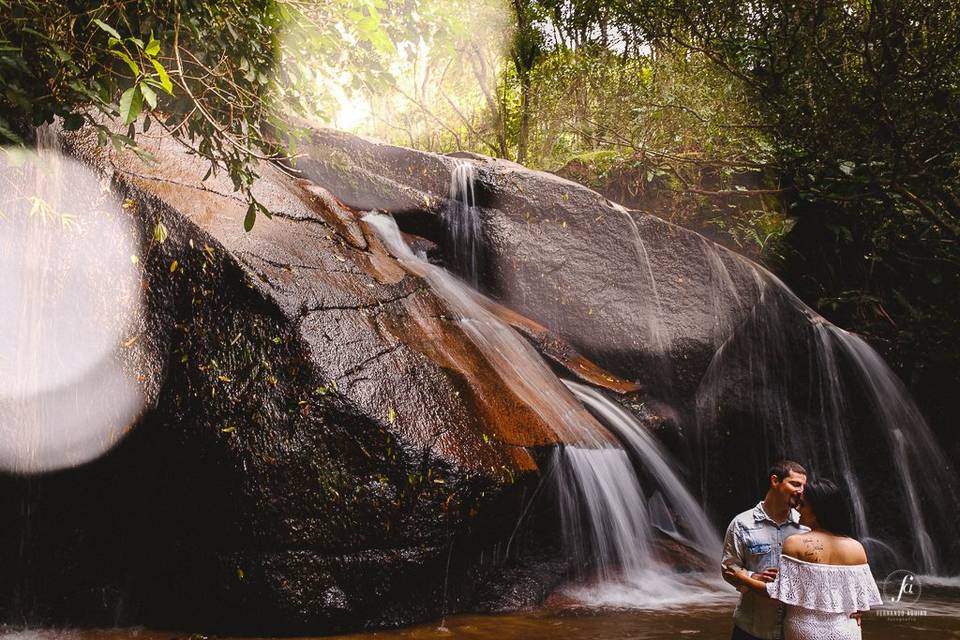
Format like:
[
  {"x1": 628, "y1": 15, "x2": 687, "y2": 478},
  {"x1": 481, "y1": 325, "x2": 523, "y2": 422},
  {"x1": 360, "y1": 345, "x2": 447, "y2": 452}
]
[{"x1": 0, "y1": 0, "x2": 405, "y2": 229}]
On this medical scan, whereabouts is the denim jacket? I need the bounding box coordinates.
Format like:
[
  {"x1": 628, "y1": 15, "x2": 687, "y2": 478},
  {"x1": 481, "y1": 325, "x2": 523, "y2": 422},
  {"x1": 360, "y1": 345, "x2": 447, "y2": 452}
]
[{"x1": 721, "y1": 502, "x2": 808, "y2": 639}]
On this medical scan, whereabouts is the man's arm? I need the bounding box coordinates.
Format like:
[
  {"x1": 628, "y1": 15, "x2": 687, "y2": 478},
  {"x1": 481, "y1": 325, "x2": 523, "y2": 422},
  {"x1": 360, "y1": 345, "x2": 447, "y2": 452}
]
[
  {"x1": 721, "y1": 519, "x2": 777, "y2": 592},
  {"x1": 721, "y1": 519, "x2": 747, "y2": 589}
]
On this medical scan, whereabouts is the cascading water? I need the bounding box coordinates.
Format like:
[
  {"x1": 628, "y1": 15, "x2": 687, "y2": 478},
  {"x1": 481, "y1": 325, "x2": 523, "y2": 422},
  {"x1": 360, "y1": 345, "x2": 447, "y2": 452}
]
[
  {"x1": 363, "y1": 212, "x2": 608, "y2": 445},
  {"x1": 700, "y1": 236, "x2": 745, "y2": 346},
  {"x1": 695, "y1": 259, "x2": 960, "y2": 576},
  {"x1": 553, "y1": 446, "x2": 656, "y2": 581},
  {"x1": 364, "y1": 212, "x2": 730, "y2": 607},
  {"x1": 443, "y1": 160, "x2": 482, "y2": 287},
  {"x1": 563, "y1": 380, "x2": 721, "y2": 560},
  {"x1": 834, "y1": 331, "x2": 952, "y2": 573},
  {"x1": 555, "y1": 380, "x2": 729, "y2": 608},
  {"x1": 611, "y1": 204, "x2": 670, "y2": 358}
]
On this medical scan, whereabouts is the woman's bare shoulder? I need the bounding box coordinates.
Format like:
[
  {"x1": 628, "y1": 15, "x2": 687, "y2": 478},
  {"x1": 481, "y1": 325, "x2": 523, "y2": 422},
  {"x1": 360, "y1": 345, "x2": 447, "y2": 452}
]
[
  {"x1": 783, "y1": 532, "x2": 867, "y2": 565},
  {"x1": 783, "y1": 532, "x2": 813, "y2": 558},
  {"x1": 834, "y1": 537, "x2": 869, "y2": 565}
]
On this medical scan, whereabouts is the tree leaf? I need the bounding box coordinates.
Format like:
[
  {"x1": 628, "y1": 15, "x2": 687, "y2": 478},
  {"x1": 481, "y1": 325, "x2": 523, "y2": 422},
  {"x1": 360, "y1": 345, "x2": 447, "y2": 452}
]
[
  {"x1": 244, "y1": 202, "x2": 257, "y2": 232},
  {"x1": 62, "y1": 113, "x2": 84, "y2": 131},
  {"x1": 150, "y1": 58, "x2": 174, "y2": 95},
  {"x1": 110, "y1": 49, "x2": 140, "y2": 77},
  {"x1": 153, "y1": 221, "x2": 168, "y2": 244},
  {"x1": 51, "y1": 44, "x2": 72, "y2": 62},
  {"x1": 140, "y1": 82, "x2": 157, "y2": 109},
  {"x1": 145, "y1": 37, "x2": 160, "y2": 57},
  {"x1": 92, "y1": 19, "x2": 122, "y2": 41},
  {"x1": 119, "y1": 86, "x2": 143, "y2": 125}
]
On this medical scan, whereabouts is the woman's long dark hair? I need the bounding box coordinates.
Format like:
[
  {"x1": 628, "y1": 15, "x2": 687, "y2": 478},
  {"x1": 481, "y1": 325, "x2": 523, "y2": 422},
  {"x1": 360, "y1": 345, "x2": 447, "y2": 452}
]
[{"x1": 804, "y1": 478, "x2": 856, "y2": 538}]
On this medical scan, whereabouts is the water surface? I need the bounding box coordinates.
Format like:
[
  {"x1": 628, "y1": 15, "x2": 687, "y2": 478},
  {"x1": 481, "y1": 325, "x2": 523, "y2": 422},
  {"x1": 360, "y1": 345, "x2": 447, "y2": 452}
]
[{"x1": 6, "y1": 588, "x2": 957, "y2": 640}]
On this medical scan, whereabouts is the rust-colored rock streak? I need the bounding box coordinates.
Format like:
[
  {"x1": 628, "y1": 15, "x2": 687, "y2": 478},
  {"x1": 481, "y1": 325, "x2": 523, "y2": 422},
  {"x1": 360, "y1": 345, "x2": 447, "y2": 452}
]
[
  {"x1": 479, "y1": 298, "x2": 642, "y2": 395},
  {"x1": 362, "y1": 213, "x2": 615, "y2": 448}
]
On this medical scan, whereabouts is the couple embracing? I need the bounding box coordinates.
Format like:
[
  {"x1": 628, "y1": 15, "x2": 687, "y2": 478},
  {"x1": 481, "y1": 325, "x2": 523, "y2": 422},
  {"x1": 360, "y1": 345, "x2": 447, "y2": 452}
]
[{"x1": 721, "y1": 460, "x2": 883, "y2": 640}]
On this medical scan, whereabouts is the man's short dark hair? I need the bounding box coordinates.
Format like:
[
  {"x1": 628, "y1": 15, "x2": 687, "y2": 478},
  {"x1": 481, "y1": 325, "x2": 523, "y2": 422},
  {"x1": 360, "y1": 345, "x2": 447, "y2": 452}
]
[{"x1": 767, "y1": 460, "x2": 807, "y2": 485}]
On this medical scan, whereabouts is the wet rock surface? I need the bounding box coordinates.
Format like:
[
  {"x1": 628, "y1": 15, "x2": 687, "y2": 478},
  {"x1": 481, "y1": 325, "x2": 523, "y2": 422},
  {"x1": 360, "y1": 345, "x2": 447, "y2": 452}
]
[
  {"x1": 289, "y1": 128, "x2": 765, "y2": 479},
  {"x1": 291, "y1": 126, "x2": 761, "y2": 404},
  {"x1": 290, "y1": 126, "x2": 960, "y2": 573},
  {"x1": 0, "y1": 126, "x2": 593, "y2": 634}
]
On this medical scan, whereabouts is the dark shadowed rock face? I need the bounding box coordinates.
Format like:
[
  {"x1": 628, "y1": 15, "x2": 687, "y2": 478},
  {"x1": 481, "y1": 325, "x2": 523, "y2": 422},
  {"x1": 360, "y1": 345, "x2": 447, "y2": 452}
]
[{"x1": 0, "y1": 125, "x2": 611, "y2": 634}]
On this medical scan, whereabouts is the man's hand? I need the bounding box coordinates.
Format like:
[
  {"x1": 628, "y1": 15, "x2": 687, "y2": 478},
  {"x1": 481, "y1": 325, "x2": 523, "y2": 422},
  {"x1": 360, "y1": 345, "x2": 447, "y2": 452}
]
[
  {"x1": 850, "y1": 612, "x2": 862, "y2": 627},
  {"x1": 750, "y1": 567, "x2": 779, "y2": 583}
]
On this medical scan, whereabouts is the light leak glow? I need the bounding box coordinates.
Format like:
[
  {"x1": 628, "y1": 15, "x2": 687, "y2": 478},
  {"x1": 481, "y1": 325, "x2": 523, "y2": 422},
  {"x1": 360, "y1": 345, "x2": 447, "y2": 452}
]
[
  {"x1": 0, "y1": 146, "x2": 146, "y2": 473},
  {"x1": 329, "y1": 80, "x2": 373, "y2": 131}
]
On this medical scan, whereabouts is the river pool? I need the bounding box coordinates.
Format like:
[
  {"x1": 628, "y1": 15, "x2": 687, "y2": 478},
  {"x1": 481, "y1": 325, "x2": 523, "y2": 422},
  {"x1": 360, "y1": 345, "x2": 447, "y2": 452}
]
[{"x1": 4, "y1": 578, "x2": 957, "y2": 640}]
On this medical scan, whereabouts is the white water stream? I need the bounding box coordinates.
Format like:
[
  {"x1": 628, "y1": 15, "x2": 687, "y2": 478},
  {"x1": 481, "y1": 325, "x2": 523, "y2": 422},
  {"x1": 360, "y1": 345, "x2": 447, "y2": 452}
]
[
  {"x1": 696, "y1": 262, "x2": 960, "y2": 575},
  {"x1": 443, "y1": 160, "x2": 482, "y2": 287},
  {"x1": 365, "y1": 210, "x2": 726, "y2": 607},
  {"x1": 364, "y1": 212, "x2": 607, "y2": 446}
]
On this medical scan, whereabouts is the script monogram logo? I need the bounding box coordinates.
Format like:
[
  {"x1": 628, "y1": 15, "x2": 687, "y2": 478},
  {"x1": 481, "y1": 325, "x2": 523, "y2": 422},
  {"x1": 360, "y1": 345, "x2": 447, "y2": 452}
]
[{"x1": 882, "y1": 570, "x2": 922, "y2": 606}]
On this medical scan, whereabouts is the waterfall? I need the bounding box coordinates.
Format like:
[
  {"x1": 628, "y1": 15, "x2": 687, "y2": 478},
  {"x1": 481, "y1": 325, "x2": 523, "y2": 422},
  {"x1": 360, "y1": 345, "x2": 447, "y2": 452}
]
[
  {"x1": 364, "y1": 212, "x2": 728, "y2": 607},
  {"x1": 444, "y1": 160, "x2": 482, "y2": 287},
  {"x1": 554, "y1": 379, "x2": 730, "y2": 607},
  {"x1": 695, "y1": 260, "x2": 960, "y2": 575},
  {"x1": 833, "y1": 330, "x2": 951, "y2": 574},
  {"x1": 554, "y1": 446, "x2": 655, "y2": 581},
  {"x1": 700, "y1": 236, "x2": 744, "y2": 346},
  {"x1": 563, "y1": 380, "x2": 722, "y2": 560},
  {"x1": 611, "y1": 204, "x2": 670, "y2": 358},
  {"x1": 364, "y1": 212, "x2": 608, "y2": 446}
]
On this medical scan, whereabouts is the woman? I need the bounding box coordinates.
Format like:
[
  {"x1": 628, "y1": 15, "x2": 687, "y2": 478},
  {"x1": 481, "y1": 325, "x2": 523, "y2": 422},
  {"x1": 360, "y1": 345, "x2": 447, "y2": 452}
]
[{"x1": 745, "y1": 478, "x2": 883, "y2": 639}]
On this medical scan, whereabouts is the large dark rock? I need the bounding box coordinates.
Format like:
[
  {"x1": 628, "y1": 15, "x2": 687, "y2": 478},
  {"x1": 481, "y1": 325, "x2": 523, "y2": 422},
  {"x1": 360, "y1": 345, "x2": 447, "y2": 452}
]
[
  {"x1": 286, "y1": 128, "x2": 738, "y2": 395},
  {"x1": 0, "y1": 125, "x2": 624, "y2": 634},
  {"x1": 5, "y1": 117, "x2": 957, "y2": 637},
  {"x1": 291, "y1": 127, "x2": 960, "y2": 573},
  {"x1": 289, "y1": 127, "x2": 759, "y2": 403}
]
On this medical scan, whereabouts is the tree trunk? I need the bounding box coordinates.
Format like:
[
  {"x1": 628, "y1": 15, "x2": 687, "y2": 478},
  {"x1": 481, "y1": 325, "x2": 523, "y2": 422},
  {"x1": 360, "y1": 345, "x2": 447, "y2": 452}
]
[{"x1": 517, "y1": 72, "x2": 531, "y2": 165}]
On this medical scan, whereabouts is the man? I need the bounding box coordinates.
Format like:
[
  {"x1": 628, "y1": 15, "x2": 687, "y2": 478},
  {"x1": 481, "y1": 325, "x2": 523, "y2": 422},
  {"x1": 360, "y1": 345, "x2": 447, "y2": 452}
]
[{"x1": 721, "y1": 460, "x2": 808, "y2": 640}]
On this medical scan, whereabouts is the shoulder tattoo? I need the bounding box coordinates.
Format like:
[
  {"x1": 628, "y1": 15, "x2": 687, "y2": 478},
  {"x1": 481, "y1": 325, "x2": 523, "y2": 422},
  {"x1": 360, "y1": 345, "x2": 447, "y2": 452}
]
[{"x1": 801, "y1": 538, "x2": 824, "y2": 562}]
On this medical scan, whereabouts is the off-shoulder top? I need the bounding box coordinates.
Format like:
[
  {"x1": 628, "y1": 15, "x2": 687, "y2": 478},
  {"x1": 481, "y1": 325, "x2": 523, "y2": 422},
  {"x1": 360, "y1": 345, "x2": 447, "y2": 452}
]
[{"x1": 766, "y1": 554, "x2": 884, "y2": 612}]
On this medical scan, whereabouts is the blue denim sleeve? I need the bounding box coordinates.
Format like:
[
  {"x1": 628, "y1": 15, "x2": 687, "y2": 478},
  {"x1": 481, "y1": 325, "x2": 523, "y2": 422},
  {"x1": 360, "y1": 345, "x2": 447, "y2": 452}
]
[{"x1": 721, "y1": 518, "x2": 746, "y2": 589}]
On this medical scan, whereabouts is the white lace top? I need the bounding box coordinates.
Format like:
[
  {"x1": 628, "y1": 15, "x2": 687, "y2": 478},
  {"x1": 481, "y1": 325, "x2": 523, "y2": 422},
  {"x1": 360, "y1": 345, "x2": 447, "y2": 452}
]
[{"x1": 767, "y1": 554, "x2": 883, "y2": 612}]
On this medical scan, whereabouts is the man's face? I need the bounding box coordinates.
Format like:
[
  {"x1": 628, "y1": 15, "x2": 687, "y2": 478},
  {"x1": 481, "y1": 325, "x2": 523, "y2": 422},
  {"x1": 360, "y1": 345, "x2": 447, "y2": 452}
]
[{"x1": 772, "y1": 470, "x2": 807, "y2": 508}]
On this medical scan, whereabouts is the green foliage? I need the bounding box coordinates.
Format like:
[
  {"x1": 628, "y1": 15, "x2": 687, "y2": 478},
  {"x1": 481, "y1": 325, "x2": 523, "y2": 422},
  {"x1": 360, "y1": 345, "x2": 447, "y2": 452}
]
[
  {"x1": 0, "y1": 0, "x2": 401, "y2": 229},
  {"x1": 612, "y1": 0, "x2": 960, "y2": 405},
  {"x1": 524, "y1": 46, "x2": 785, "y2": 258},
  {"x1": 350, "y1": 2, "x2": 789, "y2": 257}
]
